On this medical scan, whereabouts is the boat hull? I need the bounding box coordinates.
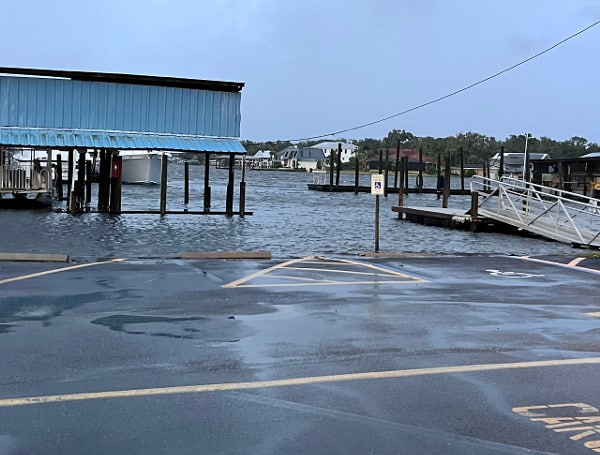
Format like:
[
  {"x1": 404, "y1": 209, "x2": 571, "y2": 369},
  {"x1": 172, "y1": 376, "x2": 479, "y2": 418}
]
[{"x1": 121, "y1": 154, "x2": 162, "y2": 185}]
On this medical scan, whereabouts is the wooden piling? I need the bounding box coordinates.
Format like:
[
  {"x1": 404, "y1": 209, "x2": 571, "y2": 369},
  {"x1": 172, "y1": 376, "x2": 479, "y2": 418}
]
[
  {"x1": 394, "y1": 139, "x2": 400, "y2": 188},
  {"x1": 85, "y1": 160, "x2": 92, "y2": 206},
  {"x1": 184, "y1": 161, "x2": 189, "y2": 206},
  {"x1": 329, "y1": 148, "x2": 335, "y2": 192},
  {"x1": 204, "y1": 153, "x2": 211, "y2": 212},
  {"x1": 397, "y1": 158, "x2": 405, "y2": 210},
  {"x1": 436, "y1": 155, "x2": 442, "y2": 200},
  {"x1": 336, "y1": 142, "x2": 342, "y2": 186},
  {"x1": 499, "y1": 146, "x2": 505, "y2": 179},
  {"x1": 443, "y1": 154, "x2": 451, "y2": 208},
  {"x1": 56, "y1": 154, "x2": 63, "y2": 201},
  {"x1": 225, "y1": 153, "x2": 235, "y2": 216},
  {"x1": 417, "y1": 148, "x2": 423, "y2": 193},
  {"x1": 403, "y1": 156, "x2": 409, "y2": 195},
  {"x1": 67, "y1": 149, "x2": 74, "y2": 210},
  {"x1": 109, "y1": 154, "x2": 122, "y2": 214},
  {"x1": 384, "y1": 149, "x2": 389, "y2": 197},
  {"x1": 460, "y1": 147, "x2": 465, "y2": 192},
  {"x1": 97, "y1": 149, "x2": 110, "y2": 213},
  {"x1": 354, "y1": 150, "x2": 360, "y2": 195},
  {"x1": 470, "y1": 192, "x2": 479, "y2": 231},
  {"x1": 239, "y1": 156, "x2": 246, "y2": 218},
  {"x1": 160, "y1": 153, "x2": 168, "y2": 216},
  {"x1": 76, "y1": 150, "x2": 86, "y2": 211}
]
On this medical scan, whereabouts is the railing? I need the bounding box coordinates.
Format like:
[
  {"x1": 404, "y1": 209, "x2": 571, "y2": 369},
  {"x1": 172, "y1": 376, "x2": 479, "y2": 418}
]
[
  {"x1": 471, "y1": 176, "x2": 600, "y2": 247},
  {"x1": 0, "y1": 165, "x2": 51, "y2": 193}
]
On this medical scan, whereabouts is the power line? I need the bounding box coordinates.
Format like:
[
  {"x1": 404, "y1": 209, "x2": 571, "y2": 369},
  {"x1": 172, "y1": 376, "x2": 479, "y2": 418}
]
[{"x1": 289, "y1": 18, "x2": 600, "y2": 143}]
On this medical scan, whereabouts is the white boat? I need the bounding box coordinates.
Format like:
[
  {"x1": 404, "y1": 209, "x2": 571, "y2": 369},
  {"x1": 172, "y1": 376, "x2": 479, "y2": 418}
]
[
  {"x1": 0, "y1": 148, "x2": 53, "y2": 207},
  {"x1": 120, "y1": 150, "x2": 166, "y2": 185}
]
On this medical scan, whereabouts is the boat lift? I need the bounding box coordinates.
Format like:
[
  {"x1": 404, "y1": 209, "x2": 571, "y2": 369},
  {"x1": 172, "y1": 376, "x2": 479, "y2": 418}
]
[{"x1": 471, "y1": 176, "x2": 600, "y2": 248}]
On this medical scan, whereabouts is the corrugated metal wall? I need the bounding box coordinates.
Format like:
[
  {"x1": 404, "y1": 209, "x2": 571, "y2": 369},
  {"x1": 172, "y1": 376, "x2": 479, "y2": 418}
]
[{"x1": 0, "y1": 75, "x2": 241, "y2": 138}]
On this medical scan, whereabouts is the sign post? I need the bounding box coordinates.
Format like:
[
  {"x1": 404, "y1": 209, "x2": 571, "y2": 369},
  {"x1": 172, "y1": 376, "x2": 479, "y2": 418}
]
[{"x1": 371, "y1": 174, "x2": 384, "y2": 252}]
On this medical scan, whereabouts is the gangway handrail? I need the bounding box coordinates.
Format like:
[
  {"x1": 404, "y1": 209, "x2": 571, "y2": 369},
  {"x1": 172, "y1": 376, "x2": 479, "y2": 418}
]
[{"x1": 470, "y1": 175, "x2": 600, "y2": 247}]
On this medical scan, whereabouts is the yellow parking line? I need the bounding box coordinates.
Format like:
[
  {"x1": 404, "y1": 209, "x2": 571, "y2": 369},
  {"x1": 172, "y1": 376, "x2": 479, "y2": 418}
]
[
  {"x1": 0, "y1": 258, "x2": 125, "y2": 285},
  {"x1": 1, "y1": 357, "x2": 599, "y2": 408},
  {"x1": 568, "y1": 257, "x2": 586, "y2": 267}
]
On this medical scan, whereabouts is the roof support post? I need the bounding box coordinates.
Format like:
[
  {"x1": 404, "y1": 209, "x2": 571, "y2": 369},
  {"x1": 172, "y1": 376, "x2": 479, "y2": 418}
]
[
  {"x1": 204, "y1": 153, "x2": 211, "y2": 213},
  {"x1": 226, "y1": 153, "x2": 235, "y2": 216}
]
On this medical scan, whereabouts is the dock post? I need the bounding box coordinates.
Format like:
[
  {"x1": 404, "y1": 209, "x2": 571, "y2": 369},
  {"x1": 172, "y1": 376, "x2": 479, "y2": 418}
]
[
  {"x1": 85, "y1": 160, "x2": 92, "y2": 208},
  {"x1": 354, "y1": 151, "x2": 359, "y2": 194},
  {"x1": 384, "y1": 149, "x2": 389, "y2": 197},
  {"x1": 225, "y1": 153, "x2": 235, "y2": 216},
  {"x1": 204, "y1": 153, "x2": 211, "y2": 213},
  {"x1": 418, "y1": 148, "x2": 423, "y2": 193},
  {"x1": 336, "y1": 142, "x2": 342, "y2": 186},
  {"x1": 77, "y1": 149, "x2": 85, "y2": 204},
  {"x1": 56, "y1": 154, "x2": 63, "y2": 201},
  {"x1": 329, "y1": 149, "x2": 335, "y2": 192},
  {"x1": 443, "y1": 154, "x2": 451, "y2": 208},
  {"x1": 67, "y1": 148, "x2": 74, "y2": 211},
  {"x1": 499, "y1": 146, "x2": 505, "y2": 179},
  {"x1": 403, "y1": 156, "x2": 409, "y2": 195},
  {"x1": 394, "y1": 139, "x2": 400, "y2": 189},
  {"x1": 184, "y1": 161, "x2": 190, "y2": 207},
  {"x1": 97, "y1": 149, "x2": 110, "y2": 213},
  {"x1": 398, "y1": 158, "x2": 405, "y2": 211},
  {"x1": 109, "y1": 154, "x2": 122, "y2": 214},
  {"x1": 460, "y1": 147, "x2": 465, "y2": 192},
  {"x1": 470, "y1": 192, "x2": 479, "y2": 231},
  {"x1": 239, "y1": 156, "x2": 246, "y2": 218},
  {"x1": 160, "y1": 153, "x2": 168, "y2": 216}
]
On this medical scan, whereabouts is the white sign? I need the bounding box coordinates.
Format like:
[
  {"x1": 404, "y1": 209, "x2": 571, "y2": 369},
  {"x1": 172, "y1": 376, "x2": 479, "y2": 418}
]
[{"x1": 371, "y1": 174, "x2": 384, "y2": 195}]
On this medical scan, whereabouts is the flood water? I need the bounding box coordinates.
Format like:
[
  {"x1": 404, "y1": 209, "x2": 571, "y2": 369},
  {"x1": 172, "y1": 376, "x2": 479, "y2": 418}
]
[{"x1": 0, "y1": 164, "x2": 576, "y2": 260}]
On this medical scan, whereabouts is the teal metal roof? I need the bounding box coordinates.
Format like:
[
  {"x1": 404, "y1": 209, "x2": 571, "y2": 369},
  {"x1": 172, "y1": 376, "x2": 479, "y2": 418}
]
[{"x1": 0, "y1": 127, "x2": 246, "y2": 154}]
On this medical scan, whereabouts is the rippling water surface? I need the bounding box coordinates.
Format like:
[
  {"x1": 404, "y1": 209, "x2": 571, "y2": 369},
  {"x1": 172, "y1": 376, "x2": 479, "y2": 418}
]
[{"x1": 0, "y1": 165, "x2": 576, "y2": 259}]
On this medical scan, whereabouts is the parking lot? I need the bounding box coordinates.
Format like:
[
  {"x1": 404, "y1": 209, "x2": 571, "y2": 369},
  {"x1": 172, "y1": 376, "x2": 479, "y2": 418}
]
[{"x1": 1, "y1": 253, "x2": 600, "y2": 454}]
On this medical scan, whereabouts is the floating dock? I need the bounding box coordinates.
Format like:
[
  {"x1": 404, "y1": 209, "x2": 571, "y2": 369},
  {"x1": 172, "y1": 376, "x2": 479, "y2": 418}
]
[
  {"x1": 307, "y1": 183, "x2": 470, "y2": 195},
  {"x1": 392, "y1": 205, "x2": 515, "y2": 233}
]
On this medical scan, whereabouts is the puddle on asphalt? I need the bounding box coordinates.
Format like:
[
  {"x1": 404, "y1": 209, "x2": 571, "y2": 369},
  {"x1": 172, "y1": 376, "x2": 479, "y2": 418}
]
[{"x1": 0, "y1": 290, "x2": 137, "y2": 327}]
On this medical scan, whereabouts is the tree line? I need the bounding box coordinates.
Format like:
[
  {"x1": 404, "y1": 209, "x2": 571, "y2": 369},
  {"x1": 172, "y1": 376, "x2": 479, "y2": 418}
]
[{"x1": 242, "y1": 130, "x2": 600, "y2": 167}]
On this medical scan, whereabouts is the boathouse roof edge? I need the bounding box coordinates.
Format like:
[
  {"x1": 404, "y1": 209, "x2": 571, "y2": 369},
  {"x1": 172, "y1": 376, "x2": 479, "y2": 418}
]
[{"x1": 0, "y1": 67, "x2": 246, "y2": 154}]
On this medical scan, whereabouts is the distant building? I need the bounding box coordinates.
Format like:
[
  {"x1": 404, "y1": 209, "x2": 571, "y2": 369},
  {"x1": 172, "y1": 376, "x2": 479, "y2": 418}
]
[
  {"x1": 246, "y1": 150, "x2": 274, "y2": 169},
  {"x1": 312, "y1": 141, "x2": 358, "y2": 164},
  {"x1": 276, "y1": 146, "x2": 325, "y2": 171},
  {"x1": 369, "y1": 148, "x2": 436, "y2": 172}
]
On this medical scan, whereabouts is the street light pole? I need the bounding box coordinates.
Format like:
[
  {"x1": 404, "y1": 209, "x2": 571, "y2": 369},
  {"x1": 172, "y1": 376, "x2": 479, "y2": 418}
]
[{"x1": 522, "y1": 133, "x2": 531, "y2": 181}]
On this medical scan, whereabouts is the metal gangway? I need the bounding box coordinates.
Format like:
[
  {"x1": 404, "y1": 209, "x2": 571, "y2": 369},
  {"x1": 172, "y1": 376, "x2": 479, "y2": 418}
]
[{"x1": 471, "y1": 176, "x2": 600, "y2": 248}]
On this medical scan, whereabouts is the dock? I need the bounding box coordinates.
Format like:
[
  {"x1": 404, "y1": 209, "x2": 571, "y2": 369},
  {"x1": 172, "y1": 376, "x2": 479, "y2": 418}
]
[
  {"x1": 392, "y1": 205, "x2": 514, "y2": 233},
  {"x1": 307, "y1": 183, "x2": 470, "y2": 195}
]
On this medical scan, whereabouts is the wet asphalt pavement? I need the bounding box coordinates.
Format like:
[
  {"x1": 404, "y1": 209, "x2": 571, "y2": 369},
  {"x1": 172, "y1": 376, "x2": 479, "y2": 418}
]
[{"x1": 1, "y1": 253, "x2": 600, "y2": 454}]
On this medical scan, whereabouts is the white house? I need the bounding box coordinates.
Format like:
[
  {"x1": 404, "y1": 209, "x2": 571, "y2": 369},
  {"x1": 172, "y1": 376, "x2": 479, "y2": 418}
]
[
  {"x1": 312, "y1": 141, "x2": 358, "y2": 164},
  {"x1": 246, "y1": 150, "x2": 274, "y2": 169},
  {"x1": 276, "y1": 146, "x2": 325, "y2": 171}
]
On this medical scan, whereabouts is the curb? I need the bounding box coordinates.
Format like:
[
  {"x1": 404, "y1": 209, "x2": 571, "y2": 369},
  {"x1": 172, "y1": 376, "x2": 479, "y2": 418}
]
[
  {"x1": 0, "y1": 253, "x2": 70, "y2": 263},
  {"x1": 179, "y1": 251, "x2": 272, "y2": 260}
]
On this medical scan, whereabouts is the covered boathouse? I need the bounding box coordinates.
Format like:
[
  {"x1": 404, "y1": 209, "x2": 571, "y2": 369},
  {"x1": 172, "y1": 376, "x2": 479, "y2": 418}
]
[{"x1": 0, "y1": 66, "x2": 247, "y2": 215}]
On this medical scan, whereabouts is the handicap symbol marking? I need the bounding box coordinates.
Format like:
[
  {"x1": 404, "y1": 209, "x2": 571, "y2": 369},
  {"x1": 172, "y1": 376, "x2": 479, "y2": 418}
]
[
  {"x1": 223, "y1": 256, "x2": 426, "y2": 288},
  {"x1": 513, "y1": 402, "x2": 600, "y2": 453},
  {"x1": 486, "y1": 269, "x2": 545, "y2": 279}
]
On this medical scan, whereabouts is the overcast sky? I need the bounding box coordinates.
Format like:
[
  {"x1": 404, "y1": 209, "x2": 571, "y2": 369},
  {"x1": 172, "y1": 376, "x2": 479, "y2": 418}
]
[{"x1": 2, "y1": 1, "x2": 599, "y2": 143}]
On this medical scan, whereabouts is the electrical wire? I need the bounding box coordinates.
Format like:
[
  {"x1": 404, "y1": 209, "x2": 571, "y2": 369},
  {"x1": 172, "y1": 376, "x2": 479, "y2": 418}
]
[{"x1": 288, "y1": 18, "x2": 600, "y2": 143}]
